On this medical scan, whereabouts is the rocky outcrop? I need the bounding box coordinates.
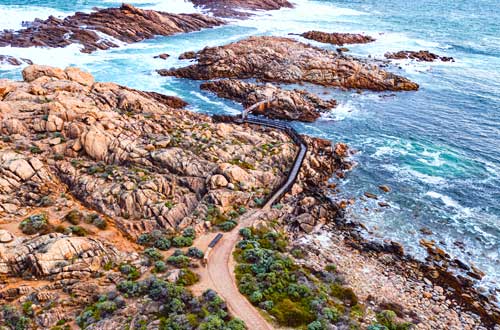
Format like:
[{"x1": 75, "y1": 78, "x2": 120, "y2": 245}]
[
  {"x1": 299, "y1": 31, "x2": 375, "y2": 45},
  {"x1": 0, "y1": 55, "x2": 33, "y2": 66},
  {"x1": 0, "y1": 232, "x2": 118, "y2": 279},
  {"x1": 385, "y1": 50, "x2": 454, "y2": 62},
  {"x1": 0, "y1": 4, "x2": 224, "y2": 53},
  {"x1": 160, "y1": 36, "x2": 419, "y2": 91},
  {"x1": 190, "y1": 0, "x2": 293, "y2": 18},
  {"x1": 200, "y1": 79, "x2": 336, "y2": 122},
  {"x1": 0, "y1": 65, "x2": 295, "y2": 239}
]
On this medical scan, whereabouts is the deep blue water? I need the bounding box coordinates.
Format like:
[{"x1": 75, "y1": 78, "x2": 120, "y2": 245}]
[{"x1": 0, "y1": 0, "x2": 499, "y2": 295}]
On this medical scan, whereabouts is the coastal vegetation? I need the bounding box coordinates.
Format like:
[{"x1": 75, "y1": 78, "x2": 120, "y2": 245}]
[{"x1": 234, "y1": 226, "x2": 414, "y2": 329}]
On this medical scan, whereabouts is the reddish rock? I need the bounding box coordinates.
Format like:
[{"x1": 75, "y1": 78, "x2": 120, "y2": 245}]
[
  {"x1": 385, "y1": 50, "x2": 454, "y2": 62},
  {"x1": 159, "y1": 36, "x2": 419, "y2": 91},
  {"x1": 190, "y1": 0, "x2": 293, "y2": 18},
  {"x1": 299, "y1": 31, "x2": 375, "y2": 46},
  {"x1": 154, "y1": 53, "x2": 170, "y2": 60},
  {"x1": 200, "y1": 79, "x2": 336, "y2": 122},
  {"x1": 179, "y1": 51, "x2": 197, "y2": 60},
  {"x1": 0, "y1": 4, "x2": 224, "y2": 53}
]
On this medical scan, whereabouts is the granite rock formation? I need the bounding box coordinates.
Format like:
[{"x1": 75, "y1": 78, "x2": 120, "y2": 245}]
[
  {"x1": 190, "y1": 0, "x2": 293, "y2": 18},
  {"x1": 0, "y1": 4, "x2": 224, "y2": 53},
  {"x1": 385, "y1": 50, "x2": 454, "y2": 62},
  {"x1": 299, "y1": 31, "x2": 375, "y2": 45},
  {"x1": 159, "y1": 36, "x2": 419, "y2": 91},
  {"x1": 201, "y1": 79, "x2": 337, "y2": 122}
]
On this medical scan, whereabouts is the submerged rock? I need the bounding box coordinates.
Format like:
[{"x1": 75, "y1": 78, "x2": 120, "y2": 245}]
[
  {"x1": 299, "y1": 31, "x2": 375, "y2": 45},
  {"x1": 201, "y1": 79, "x2": 336, "y2": 122},
  {"x1": 0, "y1": 4, "x2": 224, "y2": 53},
  {"x1": 385, "y1": 50, "x2": 454, "y2": 62},
  {"x1": 160, "y1": 36, "x2": 419, "y2": 91},
  {"x1": 0, "y1": 55, "x2": 33, "y2": 66},
  {"x1": 190, "y1": 0, "x2": 293, "y2": 18}
]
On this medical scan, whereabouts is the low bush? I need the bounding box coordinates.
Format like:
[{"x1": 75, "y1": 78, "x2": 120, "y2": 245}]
[
  {"x1": 176, "y1": 268, "x2": 199, "y2": 286},
  {"x1": 1, "y1": 305, "x2": 30, "y2": 330},
  {"x1": 219, "y1": 220, "x2": 237, "y2": 232},
  {"x1": 187, "y1": 247, "x2": 204, "y2": 259},
  {"x1": 234, "y1": 227, "x2": 364, "y2": 328},
  {"x1": 64, "y1": 210, "x2": 83, "y2": 225},
  {"x1": 119, "y1": 263, "x2": 140, "y2": 280},
  {"x1": 66, "y1": 225, "x2": 87, "y2": 237},
  {"x1": 172, "y1": 236, "x2": 193, "y2": 248},
  {"x1": 154, "y1": 261, "x2": 167, "y2": 273},
  {"x1": 144, "y1": 248, "x2": 163, "y2": 261},
  {"x1": 167, "y1": 255, "x2": 190, "y2": 268},
  {"x1": 19, "y1": 213, "x2": 52, "y2": 235}
]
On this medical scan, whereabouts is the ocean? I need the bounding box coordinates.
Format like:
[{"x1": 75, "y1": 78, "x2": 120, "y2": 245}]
[{"x1": 0, "y1": 0, "x2": 499, "y2": 298}]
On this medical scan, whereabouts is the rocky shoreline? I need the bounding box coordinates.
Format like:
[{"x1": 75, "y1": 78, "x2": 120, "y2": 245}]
[
  {"x1": 201, "y1": 79, "x2": 337, "y2": 122},
  {"x1": 160, "y1": 36, "x2": 419, "y2": 91},
  {"x1": 0, "y1": 2, "x2": 497, "y2": 329},
  {"x1": 0, "y1": 4, "x2": 224, "y2": 53}
]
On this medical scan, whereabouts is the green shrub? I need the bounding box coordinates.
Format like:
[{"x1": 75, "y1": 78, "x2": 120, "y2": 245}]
[
  {"x1": 187, "y1": 247, "x2": 204, "y2": 259},
  {"x1": 182, "y1": 227, "x2": 196, "y2": 238},
  {"x1": 172, "y1": 236, "x2": 193, "y2": 248},
  {"x1": 85, "y1": 214, "x2": 107, "y2": 229},
  {"x1": 330, "y1": 284, "x2": 358, "y2": 307},
  {"x1": 219, "y1": 220, "x2": 237, "y2": 232},
  {"x1": 137, "y1": 233, "x2": 152, "y2": 246},
  {"x1": 144, "y1": 248, "x2": 163, "y2": 261},
  {"x1": 2, "y1": 305, "x2": 30, "y2": 330},
  {"x1": 64, "y1": 210, "x2": 83, "y2": 225},
  {"x1": 119, "y1": 263, "x2": 140, "y2": 280},
  {"x1": 21, "y1": 300, "x2": 34, "y2": 317},
  {"x1": 167, "y1": 255, "x2": 190, "y2": 268},
  {"x1": 66, "y1": 225, "x2": 87, "y2": 237},
  {"x1": 325, "y1": 264, "x2": 337, "y2": 272},
  {"x1": 372, "y1": 310, "x2": 414, "y2": 330},
  {"x1": 19, "y1": 213, "x2": 51, "y2": 235},
  {"x1": 271, "y1": 298, "x2": 315, "y2": 327},
  {"x1": 154, "y1": 237, "x2": 171, "y2": 250},
  {"x1": 154, "y1": 261, "x2": 167, "y2": 273},
  {"x1": 176, "y1": 268, "x2": 199, "y2": 286},
  {"x1": 239, "y1": 228, "x2": 252, "y2": 239}
]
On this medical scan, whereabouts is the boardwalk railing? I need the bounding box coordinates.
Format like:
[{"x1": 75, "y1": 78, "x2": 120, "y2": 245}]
[{"x1": 214, "y1": 102, "x2": 308, "y2": 209}]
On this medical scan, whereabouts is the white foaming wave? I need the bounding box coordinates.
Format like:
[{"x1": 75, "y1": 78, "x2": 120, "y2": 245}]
[
  {"x1": 321, "y1": 101, "x2": 357, "y2": 121},
  {"x1": 406, "y1": 168, "x2": 447, "y2": 185},
  {"x1": 0, "y1": 44, "x2": 92, "y2": 68},
  {"x1": 425, "y1": 191, "x2": 461, "y2": 209},
  {"x1": 0, "y1": 6, "x2": 70, "y2": 30},
  {"x1": 235, "y1": 0, "x2": 367, "y2": 34},
  {"x1": 383, "y1": 164, "x2": 447, "y2": 185},
  {"x1": 189, "y1": 91, "x2": 241, "y2": 114},
  {"x1": 373, "y1": 146, "x2": 395, "y2": 157},
  {"x1": 105, "y1": 0, "x2": 200, "y2": 13},
  {"x1": 418, "y1": 150, "x2": 445, "y2": 167}
]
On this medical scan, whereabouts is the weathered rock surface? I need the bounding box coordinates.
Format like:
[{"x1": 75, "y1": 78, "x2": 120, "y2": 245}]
[
  {"x1": 0, "y1": 65, "x2": 296, "y2": 240},
  {"x1": 0, "y1": 55, "x2": 33, "y2": 66},
  {"x1": 201, "y1": 79, "x2": 336, "y2": 122},
  {"x1": 190, "y1": 0, "x2": 293, "y2": 18},
  {"x1": 0, "y1": 4, "x2": 224, "y2": 53},
  {"x1": 385, "y1": 50, "x2": 454, "y2": 62},
  {"x1": 160, "y1": 36, "x2": 419, "y2": 91},
  {"x1": 299, "y1": 31, "x2": 375, "y2": 45},
  {"x1": 0, "y1": 233, "x2": 118, "y2": 279}
]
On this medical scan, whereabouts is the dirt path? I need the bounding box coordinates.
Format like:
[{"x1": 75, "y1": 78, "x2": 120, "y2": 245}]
[{"x1": 191, "y1": 210, "x2": 274, "y2": 330}]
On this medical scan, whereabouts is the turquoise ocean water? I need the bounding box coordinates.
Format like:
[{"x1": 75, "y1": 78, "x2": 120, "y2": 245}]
[{"x1": 0, "y1": 0, "x2": 499, "y2": 298}]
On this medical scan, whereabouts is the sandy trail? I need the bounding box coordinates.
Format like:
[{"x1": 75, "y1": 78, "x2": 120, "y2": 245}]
[{"x1": 191, "y1": 210, "x2": 274, "y2": 330}]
